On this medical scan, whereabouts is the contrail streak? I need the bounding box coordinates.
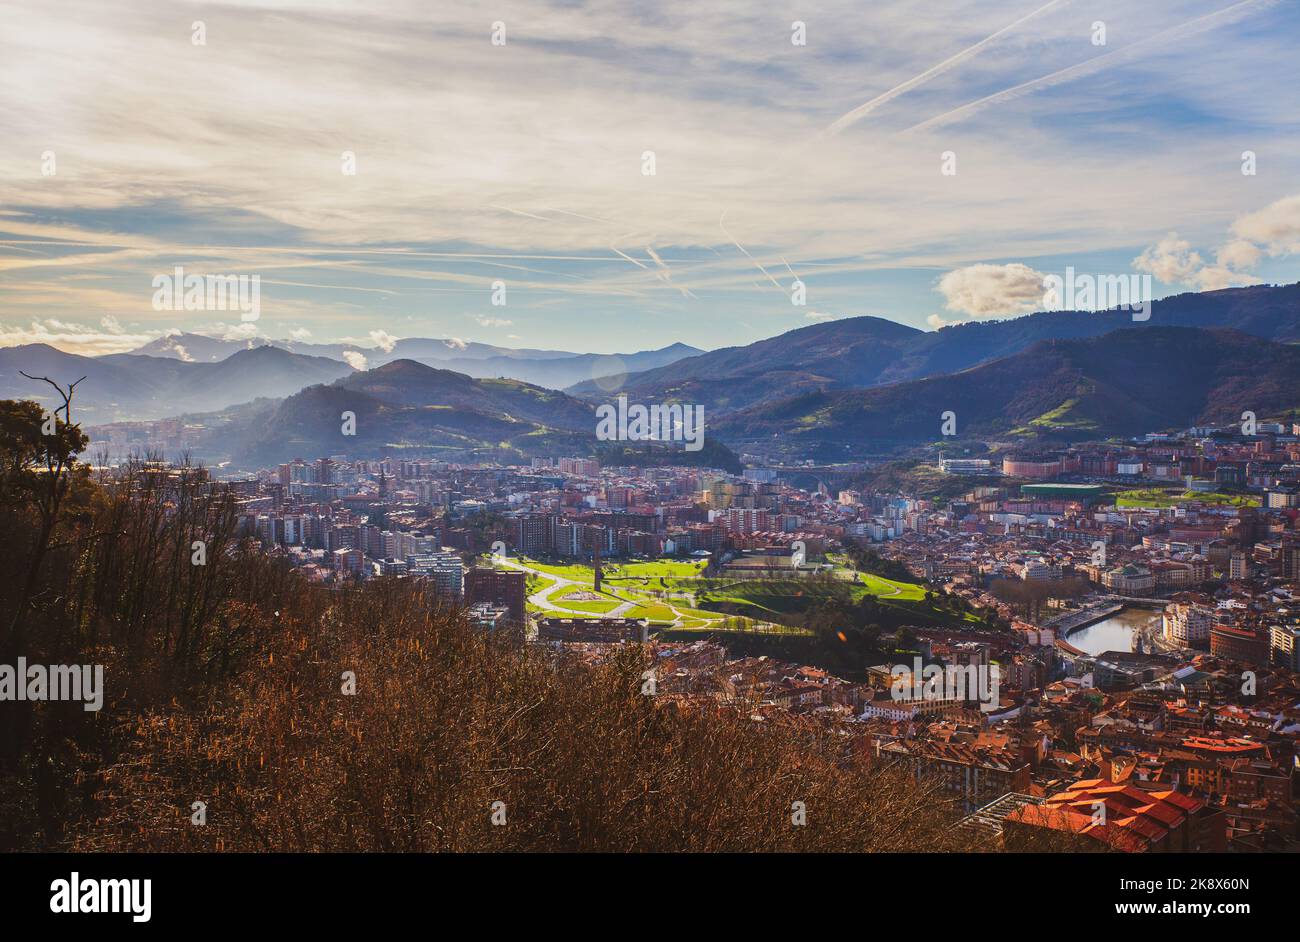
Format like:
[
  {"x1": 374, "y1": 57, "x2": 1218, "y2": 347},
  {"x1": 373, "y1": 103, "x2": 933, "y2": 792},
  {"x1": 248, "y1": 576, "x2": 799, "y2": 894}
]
[
  {"x1": 646, "y1": 245, "x2": 697, "y2": 298},
  {"x1": 610, "y1": 237, "x2": 649, "y2": 269},
  {"x1": 719, "y1": 211, "x2": 785, "y2": 293},
  {"x1": 903, "y1": 0, "x2": 1278, "y2": 134},
  {"x1": 545, "y1": 207, "x2": 618, "y2": 226},
  {"x1": 827, "y1": 0, "x2": 1068, "y2": 135},
  {"x1": 489, "y1": 204, "x2": 552, "y2": 221}
]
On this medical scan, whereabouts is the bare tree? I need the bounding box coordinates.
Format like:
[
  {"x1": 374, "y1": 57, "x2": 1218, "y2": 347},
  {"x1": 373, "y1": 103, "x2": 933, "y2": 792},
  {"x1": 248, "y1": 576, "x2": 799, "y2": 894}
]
[{"x1": 6, "y1": 374, "x2": 87, "y2": 646}]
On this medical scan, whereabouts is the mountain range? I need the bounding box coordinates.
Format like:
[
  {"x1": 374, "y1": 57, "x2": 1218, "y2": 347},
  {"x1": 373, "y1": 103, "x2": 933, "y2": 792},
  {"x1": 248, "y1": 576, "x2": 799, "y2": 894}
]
[
  {"x1": 177, "y1": 358, "x2": 744, "y2": 470},
  {"x1": 8, "y1": 282, "x2": 1300, "y2": 466},
  {"x1": 710, "y1": 327, "x2": 1300, "y2": 461},
  {"x1": 0, "y1": 344, "x2": 353, "y2": 425},
  {"x1": 133, "y1": 333, "x2": 703, "y2": 392},
  {"x1": 0, "y1": 334, "x2": 702, "y2": 423},
  {"x1": 568, "y1": 283, "x2": 1300, "y2": 416}
]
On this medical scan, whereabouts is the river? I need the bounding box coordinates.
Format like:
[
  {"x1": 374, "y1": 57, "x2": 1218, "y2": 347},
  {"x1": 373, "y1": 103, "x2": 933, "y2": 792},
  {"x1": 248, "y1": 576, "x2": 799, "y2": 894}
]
[{"x1": 1065, "y1": 607, "x2": 1159, "y2": 656}]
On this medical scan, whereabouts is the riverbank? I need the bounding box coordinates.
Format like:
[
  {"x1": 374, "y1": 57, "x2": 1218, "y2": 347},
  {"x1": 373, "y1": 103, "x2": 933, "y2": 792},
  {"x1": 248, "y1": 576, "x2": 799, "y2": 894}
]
[{"x1": 1066, "y1": 607, "x2": 1161, "y2": 657}]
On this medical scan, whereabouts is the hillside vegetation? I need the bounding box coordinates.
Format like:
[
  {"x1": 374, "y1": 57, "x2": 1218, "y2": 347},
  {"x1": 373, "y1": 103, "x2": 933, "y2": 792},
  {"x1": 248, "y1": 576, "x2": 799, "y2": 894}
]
[
  {"x1": 0, "y1": 398, "x2": 967, "y2": 852},
  {"x1": 712, "y1": 327, "x2": 1300, "y2": 458},
  {"x1": 569, "y1": 283, "x2": 1300, "y2": 417}
]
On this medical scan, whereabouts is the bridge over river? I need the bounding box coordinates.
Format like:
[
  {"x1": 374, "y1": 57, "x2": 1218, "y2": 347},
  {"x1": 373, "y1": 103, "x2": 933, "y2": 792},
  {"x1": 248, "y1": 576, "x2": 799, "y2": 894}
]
[{"x1": 1043, "y1": 601, "x2": 1124, "y2": 635}]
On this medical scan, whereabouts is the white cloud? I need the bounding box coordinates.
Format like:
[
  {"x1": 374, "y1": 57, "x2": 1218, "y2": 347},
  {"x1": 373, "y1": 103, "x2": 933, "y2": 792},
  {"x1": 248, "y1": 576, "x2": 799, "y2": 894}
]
[
  {"x1": 203, "y1": 322, "x2": 262, "y2": 342},
  {"x1": 367, "y1": 329, "x2": 398, "y2": 352},
  {"x1": 342, "y1": 351, "x2": 368, "y2": 371},
  {"x1": 1215, "y1": 239, "x2": 1263, "y2": 270},
  {"x1": 1193, "y1": 264, "x2": 1252, "y2": 291},
  {"x1": 936, "y1": 263, "x2": 1046, "y2": 318},
  {"x1": 154, "y1": 331, "x2": 196, "y2": 362},
  {"x1": 1133, "y1": 233, "x2": 1204, "y2": 283},
  {"x1": 1134, "y1": 193, "x2": 1300, "y2": 291},
  {"x1": 0, "y1": 318, "x2": 155, "y2": 355},
  {"x1": 1231, "y1": 193, "x2": 1300, "y2": 254}
]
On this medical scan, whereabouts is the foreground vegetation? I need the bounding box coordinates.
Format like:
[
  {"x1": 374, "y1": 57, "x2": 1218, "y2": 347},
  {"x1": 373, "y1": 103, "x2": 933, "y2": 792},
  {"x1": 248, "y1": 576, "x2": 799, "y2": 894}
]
[{"x1": 0, "y1": 397, "x2": 971, "y2": 852}]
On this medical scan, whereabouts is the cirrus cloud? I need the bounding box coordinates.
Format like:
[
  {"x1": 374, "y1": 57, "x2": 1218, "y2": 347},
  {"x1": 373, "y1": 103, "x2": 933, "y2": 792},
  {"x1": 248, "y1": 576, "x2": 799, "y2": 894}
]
[{"x1": 3, "y1": 1, "x2": 1298, "y2": 351}]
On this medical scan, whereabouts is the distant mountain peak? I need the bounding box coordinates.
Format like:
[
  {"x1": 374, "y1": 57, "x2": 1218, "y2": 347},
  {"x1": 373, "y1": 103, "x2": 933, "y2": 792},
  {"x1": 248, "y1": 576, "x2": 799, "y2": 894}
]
[
  {"x1": 368, "y1": 358, "x2": 442, "y2": 376},
  {"x1": 224, "y1": 343, "x2": 293, "y2": 359}
]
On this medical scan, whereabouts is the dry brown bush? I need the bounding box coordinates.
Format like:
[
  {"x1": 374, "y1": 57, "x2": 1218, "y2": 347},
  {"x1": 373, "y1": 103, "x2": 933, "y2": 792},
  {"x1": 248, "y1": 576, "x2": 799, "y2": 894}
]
[
  {"x1": 75, "y1": 579, "x2": 975, "y2": 852},
  {"x1": 0, "y1": 439, "x2": 978, "y2": 853}
]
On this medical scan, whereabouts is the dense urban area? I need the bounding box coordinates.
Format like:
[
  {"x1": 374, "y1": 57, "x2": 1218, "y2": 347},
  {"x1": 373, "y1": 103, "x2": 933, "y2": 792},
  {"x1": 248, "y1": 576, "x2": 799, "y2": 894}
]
[{"x1": 89, "y1": 412, "x2": 1300, "y2": 854}]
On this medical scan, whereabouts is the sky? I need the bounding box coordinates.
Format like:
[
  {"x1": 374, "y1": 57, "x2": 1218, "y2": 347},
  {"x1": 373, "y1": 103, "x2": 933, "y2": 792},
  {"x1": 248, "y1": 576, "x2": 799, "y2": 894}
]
[{"x1": 2, "y1": 0, "x2": 1300, "y2": 358}]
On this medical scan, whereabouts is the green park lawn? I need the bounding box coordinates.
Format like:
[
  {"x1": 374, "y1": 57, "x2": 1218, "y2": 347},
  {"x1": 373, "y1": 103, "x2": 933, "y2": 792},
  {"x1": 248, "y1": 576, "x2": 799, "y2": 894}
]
[
  {"x1": 550, "y1": 584, "x2": 622, "y2": 614},
  {"x1": 1115, "y1": 488, "x2": 1259, "y2": 508},
  {"x1": 853, "y1": 572, "x2": 927, "y2": 601}
]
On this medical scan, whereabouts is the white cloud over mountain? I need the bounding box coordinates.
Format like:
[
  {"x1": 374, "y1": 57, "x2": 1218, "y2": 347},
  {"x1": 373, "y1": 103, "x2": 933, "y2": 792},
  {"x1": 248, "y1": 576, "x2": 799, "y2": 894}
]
[{"x1": 936, "y1": 263, "x2": 1046, "y2": 318}]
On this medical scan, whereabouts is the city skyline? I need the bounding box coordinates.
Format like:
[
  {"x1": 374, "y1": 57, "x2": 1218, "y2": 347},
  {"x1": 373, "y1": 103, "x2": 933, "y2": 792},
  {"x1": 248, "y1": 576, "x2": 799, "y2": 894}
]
[{"x1": 4, "y1": 0, "x2": 1300, "y2": 357}]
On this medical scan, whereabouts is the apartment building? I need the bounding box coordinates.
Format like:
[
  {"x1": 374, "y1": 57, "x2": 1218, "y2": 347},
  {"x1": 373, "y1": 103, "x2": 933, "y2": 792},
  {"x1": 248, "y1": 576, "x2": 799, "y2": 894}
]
[
  {"x1": 1163, "y1": 601, "x2": 1214, "y2": 647},
  {"x1": 465, "y1": 567, "x2": 528, "y2": 625}
]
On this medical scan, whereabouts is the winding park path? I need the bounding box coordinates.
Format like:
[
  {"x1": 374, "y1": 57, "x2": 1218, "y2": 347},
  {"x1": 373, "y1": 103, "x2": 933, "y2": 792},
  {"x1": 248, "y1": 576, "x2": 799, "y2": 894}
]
[
  {"x1": 833, "y1": 568, "x2": 904, "y2": 598},
  {"x1": 860, "y1": 574, "x2": 904, "y2": 598},
  {"x1": 495, "y1": 556, "x2": 639, "y2": 618},
  {"x1": 494, "y1": 555, "x2": 719, "y2": 627},
  {"x1": 495, "y1": 554, "x2": 914, "y2": 634}
]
